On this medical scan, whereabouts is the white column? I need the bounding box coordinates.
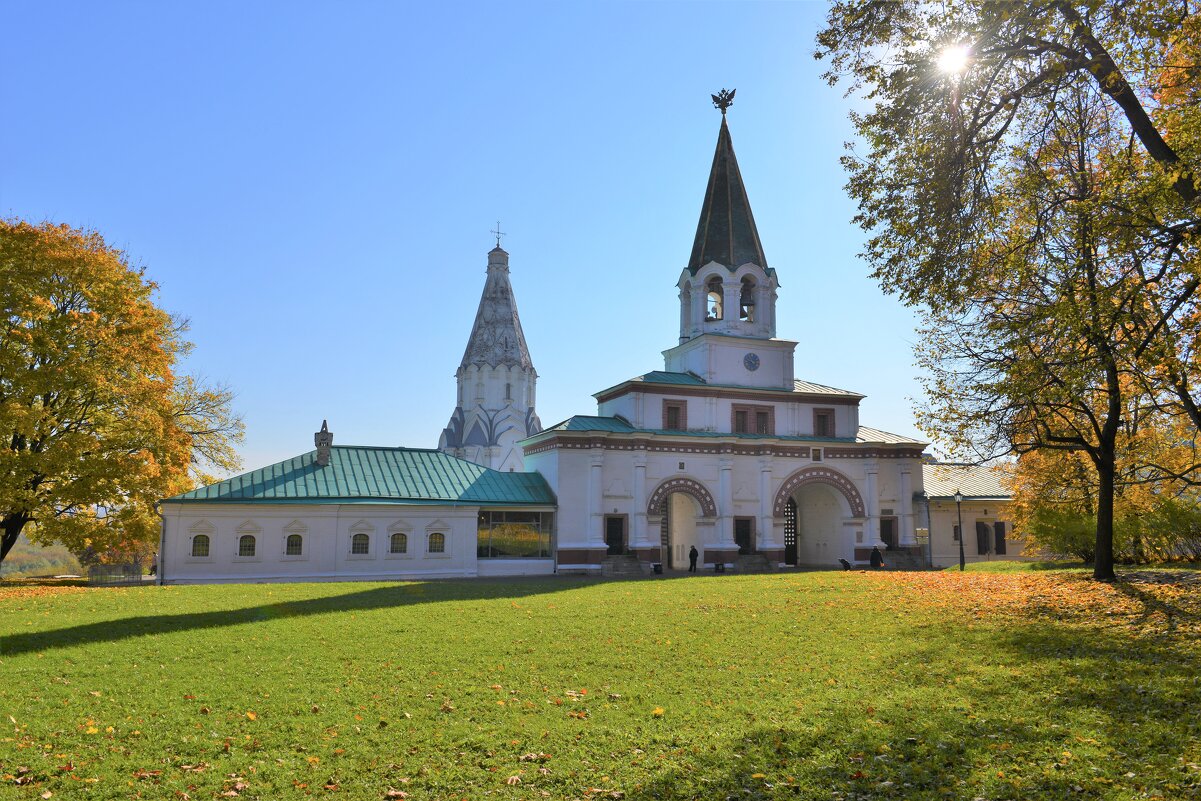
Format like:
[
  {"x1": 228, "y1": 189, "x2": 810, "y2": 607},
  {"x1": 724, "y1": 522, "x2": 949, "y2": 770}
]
[
  {"x1": 899, "y1": 466, "x2": 916, "y2": 546},
  {"x1": 678, "y1": 287, "x2": 690, "y2": 343},
  {"x1": 865, "y1": 462, "x2": 880, "y2": 551},
  {"x1": 588, "y1": 450, "x2": 605, "y2": 545},
  {"x1": 723, "y1": 281, "x2": 740, "y2": 331},
  {"x1": 718, "y1": 457, "x2": 734, "y2": 546},
  {"x1": 757, "y1": 456, "x2": 778, "y2": 555},
  {"x1": 631, "y1": 454, "x2": 649, "y2": 550},
  {"x1": 691, "y1": 283, "x2": 706, "y2": 334}
]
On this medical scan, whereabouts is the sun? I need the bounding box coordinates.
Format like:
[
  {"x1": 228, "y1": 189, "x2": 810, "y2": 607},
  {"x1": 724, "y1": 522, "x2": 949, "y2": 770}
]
[{"x1": 937, "y1": 44, "x2": 971, "y2": 74}]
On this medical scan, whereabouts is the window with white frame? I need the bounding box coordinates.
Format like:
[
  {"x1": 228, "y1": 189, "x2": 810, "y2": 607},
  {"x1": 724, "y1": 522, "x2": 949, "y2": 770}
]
[
  {"x1": 390, "y1": 532, "x2": 408, "y2": 554},
  {"x1": 285, "y1": 534, "x2": 303, "y2": 556},
  {"x1": 428, "y1": 532, "x2": 446, "y2": 554},
  {"x1": 191, "y1": 534, "x2": 210, "y2": 558},
  {"x1": 238, "y1": 535, "x2": 256, "y2": 557},
  {"x1": 351, "y1": 532, "x2": 370, "y2": 555}
]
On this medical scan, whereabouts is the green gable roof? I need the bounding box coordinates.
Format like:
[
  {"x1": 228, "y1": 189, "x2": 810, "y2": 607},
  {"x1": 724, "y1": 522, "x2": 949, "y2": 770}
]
[{"x1": 164, "y1": 447, "x2": 556, "y2": 506}]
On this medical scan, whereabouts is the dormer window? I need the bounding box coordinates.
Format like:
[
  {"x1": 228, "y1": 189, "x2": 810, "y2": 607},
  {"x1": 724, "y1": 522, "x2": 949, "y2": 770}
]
[
  {"x1": 814, "y1": 408, "x2": 835, "y2": 437},
  {"x1": 706, "y1": 276, "x2": 723, "y2": 320},
  {"x1": 739, "y1": 277, "x2": 756, "y2": 322}
]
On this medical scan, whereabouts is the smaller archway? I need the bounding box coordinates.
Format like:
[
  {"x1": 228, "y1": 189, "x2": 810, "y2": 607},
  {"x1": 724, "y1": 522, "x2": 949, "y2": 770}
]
[{"x1": 647, "y1": 477, "x2": 718, "y2": 570}]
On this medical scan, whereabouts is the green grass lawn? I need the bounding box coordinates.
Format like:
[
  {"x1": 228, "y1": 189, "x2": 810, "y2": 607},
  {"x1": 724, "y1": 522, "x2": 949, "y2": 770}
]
[{"x1": 2, "y1": 571, "x2": 1198, "y2": 800}]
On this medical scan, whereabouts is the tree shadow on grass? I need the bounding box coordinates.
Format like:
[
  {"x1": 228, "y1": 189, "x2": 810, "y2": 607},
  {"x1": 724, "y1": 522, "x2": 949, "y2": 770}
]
[
  {"x1": 614, "y1": 593, "x2": 1201, "y2": 801},
  {"x1": 618, "y1": 626, "x2": 1200, "y2": 800},
  {"x1": 0, "y1": 575, "x2": 606, "y2": 658}
]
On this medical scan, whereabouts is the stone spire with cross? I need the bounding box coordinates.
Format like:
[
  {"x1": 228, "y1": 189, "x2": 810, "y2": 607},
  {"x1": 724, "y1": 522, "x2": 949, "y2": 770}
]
[{"x1": 439, "y1": 232, "x2": 541, "y2": 472}]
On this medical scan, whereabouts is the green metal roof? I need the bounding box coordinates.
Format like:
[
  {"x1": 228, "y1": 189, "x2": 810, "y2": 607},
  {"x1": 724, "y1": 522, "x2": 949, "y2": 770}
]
[
  {"x1": 688, "y1": 115, "x2": 775, "y2": 277},
  {"x1": 164, "y1": 447, "x2": 556, "y2": 506},
  {"x1": 922, "y1": 463, "x2": 1011, "y2": 500},
  {"x1": 595, "y1": 371, "x2": 864, "y2": 400},
  {"x1": 635, "y1": 370, "x2": 707, "y2": 385}
]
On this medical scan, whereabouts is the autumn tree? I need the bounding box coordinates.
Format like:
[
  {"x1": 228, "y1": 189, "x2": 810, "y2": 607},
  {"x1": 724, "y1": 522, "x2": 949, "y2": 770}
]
[
  {"x1": 817, "y1": 0, "x2": 1201, "y2": 580},
  {"x1": 0, "y1": 220, "x2": 243, "y2": 567}
]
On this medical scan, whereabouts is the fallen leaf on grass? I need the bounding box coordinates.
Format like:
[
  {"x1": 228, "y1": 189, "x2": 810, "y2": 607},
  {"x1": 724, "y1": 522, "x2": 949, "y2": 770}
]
[
  {"x1": 519, "y1": 753, "x2": 551, "y2": 762},
  {"x1": 384, "y1": 791, "x2": 408, "y2": 799},
  {"x1": 506, "y1": 776, "x2": 522, "y2": 785},
  {"x1": 651, "y1": 707, "x2": 665, "y2": 717},
  {"x1": 132, "y1": 769, "x2": 162, "y2": 780},
  {"x1": 245, "y1": 711, "x2": 257, "y2": 721}
]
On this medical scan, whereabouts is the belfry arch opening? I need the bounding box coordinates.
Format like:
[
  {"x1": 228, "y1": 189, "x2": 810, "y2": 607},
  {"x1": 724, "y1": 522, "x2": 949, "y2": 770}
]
[
  {"x1": 705, "y1": 275, "x2": 723, "y2": 321},
  {"x1": 739, "y1": 276, "x2": 756, "y2": 322}
]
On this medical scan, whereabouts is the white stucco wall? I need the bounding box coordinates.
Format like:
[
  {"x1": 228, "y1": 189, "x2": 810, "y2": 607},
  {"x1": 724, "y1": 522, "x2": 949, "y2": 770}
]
[
  {"x1": 915, "y1": 499, "x2": 1029, "y2": 567},
  {"x1": 159, "y1": 502, "x2": 550, "y2": 584}
]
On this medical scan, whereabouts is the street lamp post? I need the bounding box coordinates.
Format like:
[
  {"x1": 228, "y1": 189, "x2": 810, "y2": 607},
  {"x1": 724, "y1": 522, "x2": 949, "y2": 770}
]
[
  {"x1": 954, "y1": 490, "x2": 965, "y2": 571},
  {"x1": 921, "y1": 491, "x2": 933, "y2": 568}
]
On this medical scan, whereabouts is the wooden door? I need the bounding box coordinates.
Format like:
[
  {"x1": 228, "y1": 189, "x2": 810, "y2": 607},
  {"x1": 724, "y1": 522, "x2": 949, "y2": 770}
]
[{"x1": 605, "y1": 515, "x2": 626, "y2": 555}]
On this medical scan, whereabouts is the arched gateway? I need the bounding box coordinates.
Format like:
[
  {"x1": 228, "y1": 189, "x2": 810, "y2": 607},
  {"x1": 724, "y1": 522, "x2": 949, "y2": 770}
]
[{"x1": 772, "y1": 466, "x2": 865, "y2": 518}]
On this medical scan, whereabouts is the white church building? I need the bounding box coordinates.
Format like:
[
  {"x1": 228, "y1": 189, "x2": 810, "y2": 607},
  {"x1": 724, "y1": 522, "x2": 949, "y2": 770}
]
[{"x1": 157, "y1": 96, "x2": 1010, "y2": 584}]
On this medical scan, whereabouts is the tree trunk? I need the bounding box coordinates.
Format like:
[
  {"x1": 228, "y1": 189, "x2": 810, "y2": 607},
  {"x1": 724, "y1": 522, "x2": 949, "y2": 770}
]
[
  {"x1": 1, "y1": 514, "x2": 30, "y2": 566},
  {"x1": 1094, "y1": 458, "x2": 1117, "y2": 581}
]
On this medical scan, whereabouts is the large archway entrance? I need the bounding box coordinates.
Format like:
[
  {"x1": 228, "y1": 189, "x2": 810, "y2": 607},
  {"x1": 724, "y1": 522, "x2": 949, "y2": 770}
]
[
  {"x1": 774, "y1": 466, "x2": 865, "y2": 567},
  {"x1": 646, "y1": 477, "x2": 717, "y2": 571}
]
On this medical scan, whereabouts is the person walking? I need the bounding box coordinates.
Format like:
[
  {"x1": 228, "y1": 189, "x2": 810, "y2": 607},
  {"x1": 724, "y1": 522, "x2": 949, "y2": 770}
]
[
  {"x1": 870, "y1": 545, "x2": 885, "y2": 569},
  {"x1": 688, "y1": 545, "x2": 699, "y2": 572}
]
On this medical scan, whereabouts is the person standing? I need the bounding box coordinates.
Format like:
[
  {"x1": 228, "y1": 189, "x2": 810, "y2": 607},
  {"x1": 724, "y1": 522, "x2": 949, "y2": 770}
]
[
  {"x1": 870, "y1": 545, "x2": 885, "y2": 569},
  {"x1": 688, "y1": 545, "x2": 699, "y2": 572}
]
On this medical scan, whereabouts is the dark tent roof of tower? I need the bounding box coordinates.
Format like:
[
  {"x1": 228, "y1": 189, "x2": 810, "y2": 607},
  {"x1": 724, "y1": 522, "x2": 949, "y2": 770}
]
[
  {"x1": 459, "y1": 246, "x2": 535, "y2": 371},
  {"x1": 687, "y1": 116, "x2": 773, "y2": 277}
]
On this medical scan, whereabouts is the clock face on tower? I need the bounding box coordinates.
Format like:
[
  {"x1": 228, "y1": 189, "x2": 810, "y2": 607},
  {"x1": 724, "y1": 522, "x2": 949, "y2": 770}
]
[{"x1": 743, "y1": 352, "x2": 760, "y2": 372}]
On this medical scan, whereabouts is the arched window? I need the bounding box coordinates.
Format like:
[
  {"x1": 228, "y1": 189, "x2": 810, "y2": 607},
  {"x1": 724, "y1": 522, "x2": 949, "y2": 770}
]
[
  {"x1": 191, "y1": 534, "x2": 210, "y2": 558},
  {"x1": 285, "y1": 534, "x2": 303, "y2": 556},
  {"x1": 351, "y1": 532, "x2": 370, "y2": 554},
  {"x1": 238, "y1": 535, "x2": 256, "y2": 557},
  {"x1": 739, "y1": 277, "x2": 756, "y2": 322},
  {"x1": 705, "y1": 276, "x2": 723, "y2": 320},
  {"x1": 390, "y1": 532, "x2": 408, "y2": 554},
  {"x1": 428, "y1": 532, "x2": 446, "y2": 554}
]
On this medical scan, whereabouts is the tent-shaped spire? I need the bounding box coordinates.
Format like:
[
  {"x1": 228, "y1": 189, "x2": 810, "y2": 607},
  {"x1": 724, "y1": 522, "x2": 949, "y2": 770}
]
[
  {"x1": 686, "y1": 115, "x2": 771, "y2": 276},
  {"x1": 459, "y1": 246, "x2": 534, "y2": 371}
]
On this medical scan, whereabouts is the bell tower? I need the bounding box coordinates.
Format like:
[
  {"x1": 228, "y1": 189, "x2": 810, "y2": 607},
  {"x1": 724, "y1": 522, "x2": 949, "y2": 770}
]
[
  {"x1": 439, "y1": 237, "x2": 541, "y2": 472},
  {"x1": 664, "y1": 90, "x2": 796, "y2": 389}
]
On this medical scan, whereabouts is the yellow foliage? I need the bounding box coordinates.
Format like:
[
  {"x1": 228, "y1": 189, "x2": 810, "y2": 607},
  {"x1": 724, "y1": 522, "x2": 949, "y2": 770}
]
[{"x1": 0, "y1": 220, "x2": 241, "y2": 566}]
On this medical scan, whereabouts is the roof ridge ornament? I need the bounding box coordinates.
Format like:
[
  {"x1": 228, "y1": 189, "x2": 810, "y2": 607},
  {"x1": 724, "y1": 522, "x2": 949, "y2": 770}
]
[{"x1": 711, "y1": 88, "x2": 736, "y2": 116}]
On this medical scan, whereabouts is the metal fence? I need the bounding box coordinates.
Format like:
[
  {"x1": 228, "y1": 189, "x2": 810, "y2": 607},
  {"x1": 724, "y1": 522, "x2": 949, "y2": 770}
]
[{"x1": 88, "y1": 563, "x2": 143, "y2": 586}]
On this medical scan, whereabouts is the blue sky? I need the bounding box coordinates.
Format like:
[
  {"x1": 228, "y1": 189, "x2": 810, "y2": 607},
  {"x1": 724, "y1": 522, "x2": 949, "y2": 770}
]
[{"x1": 2, "y1": 1, "x2": 925, "y2": 471}]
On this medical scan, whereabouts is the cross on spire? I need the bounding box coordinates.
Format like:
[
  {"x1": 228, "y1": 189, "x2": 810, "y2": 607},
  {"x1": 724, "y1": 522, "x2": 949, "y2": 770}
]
[{"x1": 491, "y1": 221, "x2": 506, "y2": 248}]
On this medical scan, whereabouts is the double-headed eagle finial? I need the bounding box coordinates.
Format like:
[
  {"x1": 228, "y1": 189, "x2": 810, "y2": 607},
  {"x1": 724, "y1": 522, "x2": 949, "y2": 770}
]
[{"x1": 712, "y1": 88, "x2": 736, "y2": 115}]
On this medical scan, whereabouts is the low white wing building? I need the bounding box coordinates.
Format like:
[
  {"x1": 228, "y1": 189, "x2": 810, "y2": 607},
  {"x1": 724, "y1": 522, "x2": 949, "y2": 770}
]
[{"x1": 159, "y1": 434, "x2": 556, "y2": 584}]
